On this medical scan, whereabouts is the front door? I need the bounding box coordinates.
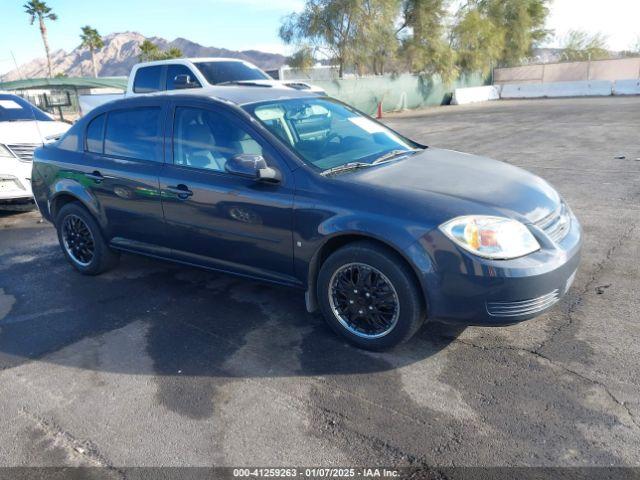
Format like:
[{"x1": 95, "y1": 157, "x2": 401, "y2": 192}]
[{"x1": 159, "y1": 102, "x2": 296, "y2": 285}]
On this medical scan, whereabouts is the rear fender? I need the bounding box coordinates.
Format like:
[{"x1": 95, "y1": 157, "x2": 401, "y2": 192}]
[{"x1": 50, "y1": 179, "x2": 105, "y2": 228}]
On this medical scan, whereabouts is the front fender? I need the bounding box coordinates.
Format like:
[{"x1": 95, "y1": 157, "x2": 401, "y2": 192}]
[
  {"x1": 294, "y1": 209, "x2": 435, "y2": 311},
  {"x1": 316, "y1": 213, "x2": 418, "y2": 250}
]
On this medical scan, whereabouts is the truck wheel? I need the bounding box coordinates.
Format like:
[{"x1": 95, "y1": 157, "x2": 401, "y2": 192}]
[
  {"x1": 317, "y1": 241, "x2": 425, "y2": 350},
  {"x1": 55, "y1": 202, "x2": 119, "y2": 275}
]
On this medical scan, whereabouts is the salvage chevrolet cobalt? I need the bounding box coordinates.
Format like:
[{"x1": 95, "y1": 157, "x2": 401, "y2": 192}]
[{"x1": 32, "y1": 87, "x2": 581, "y2": 350}]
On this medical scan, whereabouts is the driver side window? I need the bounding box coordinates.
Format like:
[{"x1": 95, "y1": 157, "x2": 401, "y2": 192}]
[
  {"x1": 173, "y1": 107, "x2": 263, "y2": 172},
  {"x1": 166, "y1": 65, "x2": 201, "y2": 90}
]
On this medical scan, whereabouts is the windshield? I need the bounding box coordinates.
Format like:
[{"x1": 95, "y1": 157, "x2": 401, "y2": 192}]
[
  {"x1": 0, "y1": 94, "x2": 52, "y2": 122},
  {"x1": 195, "y1": 61, "x2": 271, "y2": 85},
  {"x1": 244, "y1": 98, "x2": 419, "y2": 171}
]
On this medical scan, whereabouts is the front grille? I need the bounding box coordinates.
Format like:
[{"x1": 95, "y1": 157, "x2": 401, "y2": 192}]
[
  {"x1": 486, "y1": 290, "x2": 560, "y2": 317},
  {"x1": 534, "y1": 203, "x2": 571, "y2": 244},
  {"x1": 7, "y1": 143, "x2": 42, "y2": 162}
]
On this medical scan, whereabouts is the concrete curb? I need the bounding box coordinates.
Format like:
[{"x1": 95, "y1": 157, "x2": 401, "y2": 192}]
[
  {"x1": 500, "y1": 80, "x2": 612, "y2": 99},
  {"x1": 453, "y1": 79, "x2": 640, "y2": 104},
  {"x1": 451, "y1": 85, "x2": 501, "y2": 105},
  {"x1": 612, "y1": 79, "x2": 640, "y2": 96}
]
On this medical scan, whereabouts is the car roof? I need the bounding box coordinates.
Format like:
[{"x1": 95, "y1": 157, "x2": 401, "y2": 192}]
[
  {"x1": 86, "y1": 86, "x2": 321, "y2": 119},
  {"x1": 134, "y1": 57, "x2": 258, "y2": 68},
  {"x1": 111, "y1": 86, "x2": 318, "y2": 109},
  {"x1": 165, "y1": 85, "x2": 319, "y2": 105}
]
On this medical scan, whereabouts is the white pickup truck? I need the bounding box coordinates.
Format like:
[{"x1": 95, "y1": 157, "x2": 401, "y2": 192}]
[{"x1": 79, "y1": 57, "x2": 324, "y2": 115}]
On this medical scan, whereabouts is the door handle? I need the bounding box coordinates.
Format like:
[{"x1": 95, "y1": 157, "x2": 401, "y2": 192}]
[
  {"x1": 166, "y1": 184, "x2": 193, "y2": 199},
  {"x1": 85, "y1": 171, "x2": 104, "y2": 183}
]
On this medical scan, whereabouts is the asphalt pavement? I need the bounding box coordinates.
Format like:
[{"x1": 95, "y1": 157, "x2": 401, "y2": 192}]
[{"x1": 0, "y1": 96, "x2": 638, "y2": 471}]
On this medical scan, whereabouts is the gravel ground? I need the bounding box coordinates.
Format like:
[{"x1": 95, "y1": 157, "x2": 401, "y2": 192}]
[{"x1": 0, "y1": 96, "x2": 638, "y2": 471}]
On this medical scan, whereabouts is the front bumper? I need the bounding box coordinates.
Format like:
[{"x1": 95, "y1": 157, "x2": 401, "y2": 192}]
[
  {"x1": 1, "y1": 158, "x2": 33, "y2": 202},
  {"x1": 405, "y1": 211, "x2": 582, "y2": 325},
  {"x1": 0, "y1": 174, "x2": 32, "y2": 201}
]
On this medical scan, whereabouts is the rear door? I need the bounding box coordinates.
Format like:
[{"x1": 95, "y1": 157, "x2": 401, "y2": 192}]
[
  {"x1": 159, "y1": 100, "x2": 297, "y2": 285},
  {"x1": 81, "y1": 101, "x2": 167, "y2": 254}
]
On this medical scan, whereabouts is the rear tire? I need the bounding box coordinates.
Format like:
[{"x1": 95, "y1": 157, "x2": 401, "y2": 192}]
[
  {"x1": 55, "y1": 202, "x2": 119, "y2": 275},
  {"x1": 317, "y1": 241, "x2": 425, "y2": 350}
]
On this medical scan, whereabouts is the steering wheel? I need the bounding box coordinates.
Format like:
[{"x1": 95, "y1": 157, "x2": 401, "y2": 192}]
[{"x1": 319, "y1": 132, "x2": 341, "y2": 150}]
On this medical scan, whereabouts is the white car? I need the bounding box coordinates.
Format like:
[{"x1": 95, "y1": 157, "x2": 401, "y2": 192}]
[{"x1": 0, "y1": 93, "x2": 70, "y2": 209}]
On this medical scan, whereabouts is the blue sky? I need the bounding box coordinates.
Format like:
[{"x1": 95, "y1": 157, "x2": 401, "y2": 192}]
[
  {"x1": 1, "y1": 0, "x2": 639, "y2": 75},
  {"x1": 0, "y1": 0, "x2": 304, "y2": 73}
]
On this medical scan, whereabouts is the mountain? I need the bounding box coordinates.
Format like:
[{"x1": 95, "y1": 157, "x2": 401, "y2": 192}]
[{"x1": 2, "y1": 32, "x2": 287, "y2": 81}]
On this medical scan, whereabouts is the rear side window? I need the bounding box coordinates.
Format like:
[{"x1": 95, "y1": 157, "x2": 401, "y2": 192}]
[
  {"x1": 133, "y1": 66, "x2": 163, "y2": 93},
  {"x1": 166, "y1": 64, "x2": 201, "y2": 90},
  {"x1": 104, "y1": 108, "x2": 162, "y2": 161},
  {"x1": 85, "y1": 113, "x2": 105, "y2": 153}
]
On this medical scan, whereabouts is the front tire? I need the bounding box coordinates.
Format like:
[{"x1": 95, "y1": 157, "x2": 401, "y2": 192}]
[
  {"x1": 55, "y1": 202, "x2": 119, "y2": 275},
  {"x1": 317, "y1": 241, "x2": 425, "y2": 350}
]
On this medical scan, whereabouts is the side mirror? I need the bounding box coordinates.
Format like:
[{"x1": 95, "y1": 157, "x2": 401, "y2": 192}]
[
  {"x1": 173, "y1": 74, "x2": 198, "y2": 90},
  {"x1": 225, "y1": 154, "x2": 281, "y2": 183}
]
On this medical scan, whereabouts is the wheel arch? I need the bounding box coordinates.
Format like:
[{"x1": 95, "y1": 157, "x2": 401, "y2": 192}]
[
  {"x1": 49, "y1": 184, "x2": 103, "y2": 228},
  {"x1": 305, "y1": 232, "x2": 428, "y2": 315}
]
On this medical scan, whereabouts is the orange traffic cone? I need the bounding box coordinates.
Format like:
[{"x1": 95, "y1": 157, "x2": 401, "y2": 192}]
[{"x1": 376, "y1": 100, "x2": 383, "y2": 119}]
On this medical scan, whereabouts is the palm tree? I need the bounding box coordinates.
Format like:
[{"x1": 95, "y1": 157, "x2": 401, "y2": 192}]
[
  {"x1": 24, "y1": 0, "x2": 58, "y2": 78},
  {"x1": 138, "y1": 39, "x2": 161, "y2": 62},
  {"x1": 80, "y1": 26, "x2": 104, "y2": 78},
  {"x1": 164, "y1": 47, "x2": 183, "y2": 60},
  {"x1": 138, "y1": 40, "x2": 183, "y2": 62}
]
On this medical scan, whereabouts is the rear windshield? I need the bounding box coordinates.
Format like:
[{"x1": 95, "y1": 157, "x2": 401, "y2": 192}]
[
  {"x1": 194, "y1": 61, "x2": 270, "y2": 85},
  {"x1": 0, "y1": 94, "x2": 52, "y2": 122}
]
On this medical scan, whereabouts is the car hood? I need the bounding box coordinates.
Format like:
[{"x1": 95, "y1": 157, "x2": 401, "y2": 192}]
[
  {"x1": 346, "y1": 147, "x2": 561, "y2": 225},
  {"x1": 0, "y1": 120, "x2": 70, "y2": 144},
  {"x1": 226, "y1": 79, "x2": 325, "y2": 93}
]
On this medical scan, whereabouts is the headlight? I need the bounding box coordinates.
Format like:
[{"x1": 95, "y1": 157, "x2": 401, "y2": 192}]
[
  {"x1": 439, "y1": 215, "x2": 540, "y2": 259},
  {"x1": 0, "y1": 144, "x2": 15, "y2": 158}
]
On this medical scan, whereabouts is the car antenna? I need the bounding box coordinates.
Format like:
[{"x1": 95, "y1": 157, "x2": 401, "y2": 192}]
[
  {"x1": 27, "y1": 94, "x2": 46, "y2": 146},
  {"x1": 25, "y1": 90, "x2": 48, "y2": 224}
]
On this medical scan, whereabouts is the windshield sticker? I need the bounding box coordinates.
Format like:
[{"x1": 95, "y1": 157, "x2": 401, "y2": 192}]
[
  {"x1": 348, "y1": 116, "x2": 388, "y2": 134},
  {"x1": 348, "y1": 116, "x2": 399, "y2": 142},
  {"x1": 0, "y1": 100, "x2": 22, "y2": 110},
  {"x1": 255, "y1": 107, "x2": 285, "y2": 121}
]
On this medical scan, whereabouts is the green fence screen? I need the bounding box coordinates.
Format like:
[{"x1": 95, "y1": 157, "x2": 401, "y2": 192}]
[{"x1": 313, "y1": 73, "x2": 486, "y2": 115}]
